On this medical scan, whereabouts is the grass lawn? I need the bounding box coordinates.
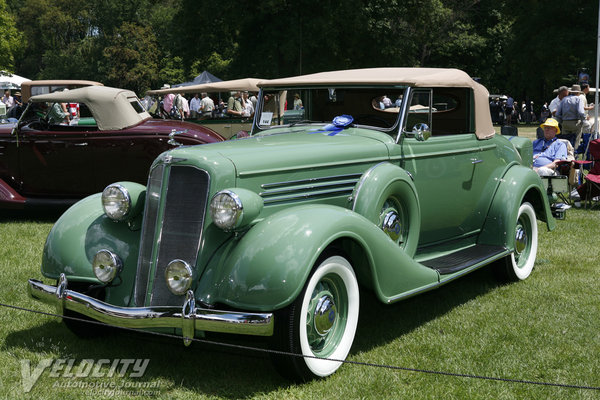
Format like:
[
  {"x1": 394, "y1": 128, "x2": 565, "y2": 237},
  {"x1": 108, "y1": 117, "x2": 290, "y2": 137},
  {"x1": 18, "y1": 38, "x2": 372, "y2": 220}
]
[
  {"x1": 1, "y1": 205, "x2": 600, "y2": 399},
  {"x1": 494, "y1": 124, "x2": 538, "y2": 140}
]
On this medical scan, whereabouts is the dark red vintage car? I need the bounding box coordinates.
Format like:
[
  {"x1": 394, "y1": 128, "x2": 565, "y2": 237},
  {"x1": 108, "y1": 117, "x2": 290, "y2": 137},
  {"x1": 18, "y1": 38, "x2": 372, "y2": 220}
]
[{"x1": 0, "y1": 85, "x2": 224, "y2": 209}]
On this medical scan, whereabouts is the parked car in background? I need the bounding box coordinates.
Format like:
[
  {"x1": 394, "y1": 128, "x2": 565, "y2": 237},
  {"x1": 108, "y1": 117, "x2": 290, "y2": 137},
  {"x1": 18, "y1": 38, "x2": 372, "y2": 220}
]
[
  {"x1": 0, "y1": 85, "x2": 224, "y2": 209},
  {"x1": 28, "y1": 68, "x2": 554, "y2": 381},
  {"x1": 20, "y1": 79, "x2": 104, "y2": 102},
  {"x1": 147, "y1": 78, "x2": 263, "y2": 139}
]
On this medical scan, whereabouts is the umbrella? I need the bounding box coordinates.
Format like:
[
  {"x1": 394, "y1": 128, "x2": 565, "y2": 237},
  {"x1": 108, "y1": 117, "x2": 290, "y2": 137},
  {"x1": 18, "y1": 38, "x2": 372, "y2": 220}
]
[
  {"x1": 172, "y1": 71, "x2": 222, "y2": 88},
  {"x1": 0, "y1": 71, "x2": 31, "y2": 90}
]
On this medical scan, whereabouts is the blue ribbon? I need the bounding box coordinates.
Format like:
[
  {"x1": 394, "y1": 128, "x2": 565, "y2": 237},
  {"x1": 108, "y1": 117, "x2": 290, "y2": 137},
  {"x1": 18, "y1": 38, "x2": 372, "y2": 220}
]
[{"x1": 309, "y1": 115, "x2": 354, "y2": 136}]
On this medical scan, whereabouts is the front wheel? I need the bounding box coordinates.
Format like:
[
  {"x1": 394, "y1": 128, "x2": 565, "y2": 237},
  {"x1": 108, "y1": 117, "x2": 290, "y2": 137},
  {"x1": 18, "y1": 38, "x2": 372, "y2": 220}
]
[
  {"x1": 495, "y1": 202, "x2": 538, "y2": 282},
  {"x1": 271, "y1": 254, "x2": 359, "y2": 381}
]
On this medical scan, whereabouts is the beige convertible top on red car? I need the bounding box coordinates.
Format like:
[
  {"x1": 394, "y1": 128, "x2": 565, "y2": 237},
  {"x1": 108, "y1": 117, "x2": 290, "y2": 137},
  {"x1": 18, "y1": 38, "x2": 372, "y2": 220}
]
[{"x1": 30, "y1": 86, "x2": 151, "y2": 131}]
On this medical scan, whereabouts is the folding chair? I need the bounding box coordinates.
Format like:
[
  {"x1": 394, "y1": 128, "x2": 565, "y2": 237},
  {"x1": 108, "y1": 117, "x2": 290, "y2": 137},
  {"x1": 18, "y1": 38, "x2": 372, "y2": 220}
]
[
  {"x1": 539, "y1": 139, "x2": 575, "y2": 218},
  {"x1": 577, "y1": 138, "x2": 600, "y2": 208}
]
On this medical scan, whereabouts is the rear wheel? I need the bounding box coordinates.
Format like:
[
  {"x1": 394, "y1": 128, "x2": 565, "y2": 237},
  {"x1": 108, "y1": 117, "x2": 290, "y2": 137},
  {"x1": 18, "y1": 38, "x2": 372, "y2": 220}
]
[
  {"x1": 495, "y1": 202, "x2": 538, "y2": 282},
  {"x1": 271, "y1": 254, "x2": 359, "y2": 381}
]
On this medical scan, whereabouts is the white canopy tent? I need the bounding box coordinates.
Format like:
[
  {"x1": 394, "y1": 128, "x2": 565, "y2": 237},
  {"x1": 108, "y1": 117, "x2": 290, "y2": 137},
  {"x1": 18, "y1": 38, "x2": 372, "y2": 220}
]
[{"x1": 0, "y1": 71, "x2": 31, "y2": 90}]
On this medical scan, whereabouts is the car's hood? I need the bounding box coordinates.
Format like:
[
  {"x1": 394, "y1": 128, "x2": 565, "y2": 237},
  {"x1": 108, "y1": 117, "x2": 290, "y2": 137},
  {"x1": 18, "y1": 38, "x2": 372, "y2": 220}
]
[
  {"x1": 211, "y1": 126, "x2": 393, "y2": 174},
  {"x1": 129, "y1": 118, "x2": 225, "y2": 142}
]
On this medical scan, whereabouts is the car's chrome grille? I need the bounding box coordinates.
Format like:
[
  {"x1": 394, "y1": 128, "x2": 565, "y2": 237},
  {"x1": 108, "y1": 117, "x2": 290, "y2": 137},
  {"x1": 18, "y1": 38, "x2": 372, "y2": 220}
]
[
  {"x1": 259, "y1": 173, "x2": 361, "y2": 205},
  {"x1": 134, "y1": 164, "x2": 209, "y2": 307}
]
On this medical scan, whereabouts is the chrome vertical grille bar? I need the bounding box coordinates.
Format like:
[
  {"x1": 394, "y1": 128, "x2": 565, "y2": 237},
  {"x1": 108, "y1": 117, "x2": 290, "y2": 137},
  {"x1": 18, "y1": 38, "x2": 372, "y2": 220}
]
[
  {"x1": 134, "y1": 165, "x2": 210, "y2": 307},
  {"x1": 134, "y1": 164, "x2": 165, "y2": 306}
]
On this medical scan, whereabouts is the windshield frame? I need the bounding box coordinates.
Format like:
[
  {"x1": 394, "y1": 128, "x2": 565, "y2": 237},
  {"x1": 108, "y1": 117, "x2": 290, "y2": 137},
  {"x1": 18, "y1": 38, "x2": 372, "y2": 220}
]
[{"x1": 251, "y1": 85, "x2": 410, "y2": 139}]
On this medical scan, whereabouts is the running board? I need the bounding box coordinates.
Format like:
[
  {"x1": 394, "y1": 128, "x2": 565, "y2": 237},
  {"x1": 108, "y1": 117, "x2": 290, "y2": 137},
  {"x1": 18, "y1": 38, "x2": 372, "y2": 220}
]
[{"x1": 421, "y1": 245, "x2": 508, "y2": 275}]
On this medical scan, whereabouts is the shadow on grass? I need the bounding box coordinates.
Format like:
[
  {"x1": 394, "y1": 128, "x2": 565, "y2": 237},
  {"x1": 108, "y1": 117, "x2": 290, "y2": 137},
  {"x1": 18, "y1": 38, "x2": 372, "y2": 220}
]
[
  {"x1": 0, "y1": 208, "x2": 66, "y2": 223},
  {"x1": 353, "y1": 265, "x2": 502, "y2": 352},
  {"x1": 4, "y1": 264, "x2": 504, "y2": 396},
  {"x1": 4, "y1": 318, "x2": 288, "y2": 398}
]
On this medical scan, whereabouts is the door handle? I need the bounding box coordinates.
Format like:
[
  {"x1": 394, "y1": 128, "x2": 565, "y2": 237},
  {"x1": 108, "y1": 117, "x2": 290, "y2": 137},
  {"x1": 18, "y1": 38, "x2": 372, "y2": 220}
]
[{"x1": 74, "y1": 142, "x2": 88, "y2": 146}]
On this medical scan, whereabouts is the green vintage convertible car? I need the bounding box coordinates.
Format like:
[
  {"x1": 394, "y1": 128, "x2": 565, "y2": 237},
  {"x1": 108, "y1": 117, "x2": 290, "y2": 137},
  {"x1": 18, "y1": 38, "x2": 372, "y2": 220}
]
[{"x1": 28, "y1": 68, "x2": 555, "y2": 381}]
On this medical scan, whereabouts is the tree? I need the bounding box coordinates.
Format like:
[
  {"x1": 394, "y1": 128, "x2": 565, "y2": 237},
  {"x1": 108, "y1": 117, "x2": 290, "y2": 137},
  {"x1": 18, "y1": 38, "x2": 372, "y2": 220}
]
[
  {"x1": 0, "y1": 0, "x2": 23, "y2": 71},
  {"x1": 102, "y1": 22, "x2": 159, "y2": 94},
  {"x1": 169, "y1": 0, "x2": 236, "y2": 80},
  {"x1": 17, "y1": 0, "x2": 95, "y2": 78},
  {"x1": 501, "y1": 0, "x2": 597, "y2": 105}
]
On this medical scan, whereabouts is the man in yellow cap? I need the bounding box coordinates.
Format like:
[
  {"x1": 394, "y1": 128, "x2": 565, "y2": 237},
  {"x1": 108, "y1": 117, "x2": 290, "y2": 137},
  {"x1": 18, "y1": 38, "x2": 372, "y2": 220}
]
[{"x1": 532, "y1": 118, "x2": 568, "y2": 176}]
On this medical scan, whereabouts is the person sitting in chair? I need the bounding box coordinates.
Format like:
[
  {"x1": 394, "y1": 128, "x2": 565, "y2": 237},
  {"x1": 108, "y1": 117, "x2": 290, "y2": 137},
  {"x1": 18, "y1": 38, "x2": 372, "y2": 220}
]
[{"x1": 533, "y1": 118, "x2": 567, "y2": 176}]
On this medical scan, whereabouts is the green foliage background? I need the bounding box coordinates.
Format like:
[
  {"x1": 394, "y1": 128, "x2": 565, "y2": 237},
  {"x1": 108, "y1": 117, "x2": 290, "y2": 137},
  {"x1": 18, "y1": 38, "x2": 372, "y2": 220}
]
[{"x1": 1, "y1": 0, "x2": 598, "y2": 105}]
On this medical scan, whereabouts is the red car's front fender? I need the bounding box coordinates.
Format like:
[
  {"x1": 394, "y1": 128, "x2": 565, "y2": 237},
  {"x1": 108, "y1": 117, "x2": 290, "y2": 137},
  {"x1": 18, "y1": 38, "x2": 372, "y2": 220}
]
[{"x1": 0, "y1": 177, "x2": 25, "y2": 208}]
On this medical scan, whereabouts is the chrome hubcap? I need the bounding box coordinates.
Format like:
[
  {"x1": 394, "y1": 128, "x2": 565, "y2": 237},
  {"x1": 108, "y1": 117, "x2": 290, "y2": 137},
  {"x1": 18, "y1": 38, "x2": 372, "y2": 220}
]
[
  {"x1": 382, "y1": 211, "x2": 402, "y2": 242},
  {"x1": 515, "y1": 224, "x2": 527, "y2": 256},
  {"x1": 314, "y1": 293, "x2": 337, "y2": 336}
]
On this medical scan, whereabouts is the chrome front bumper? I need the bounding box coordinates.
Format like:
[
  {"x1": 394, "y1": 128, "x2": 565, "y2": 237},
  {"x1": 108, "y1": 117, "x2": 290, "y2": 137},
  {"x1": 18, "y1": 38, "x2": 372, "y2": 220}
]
[{"x1": 28, "y1": 274, "x2": 274, "y2": 343}]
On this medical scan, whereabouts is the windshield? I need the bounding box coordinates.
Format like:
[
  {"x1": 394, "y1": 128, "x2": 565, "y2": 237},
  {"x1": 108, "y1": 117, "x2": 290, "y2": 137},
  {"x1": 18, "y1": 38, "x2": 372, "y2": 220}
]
[{"x1": 252, "y1": 86, "x2": 408, "y2": 134}]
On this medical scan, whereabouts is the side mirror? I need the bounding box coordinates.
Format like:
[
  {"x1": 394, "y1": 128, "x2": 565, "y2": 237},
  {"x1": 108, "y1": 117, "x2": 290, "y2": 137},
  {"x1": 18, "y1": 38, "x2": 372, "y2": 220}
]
[{"x1": 404, "y1": 123, "x2": 431, "y2": 141}]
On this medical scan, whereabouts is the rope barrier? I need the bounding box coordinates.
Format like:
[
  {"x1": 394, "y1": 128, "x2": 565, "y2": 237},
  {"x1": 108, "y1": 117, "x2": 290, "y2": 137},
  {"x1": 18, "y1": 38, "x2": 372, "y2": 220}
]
[{"x1": 1, "y1": 301, "x2": 599, "y2": 391}]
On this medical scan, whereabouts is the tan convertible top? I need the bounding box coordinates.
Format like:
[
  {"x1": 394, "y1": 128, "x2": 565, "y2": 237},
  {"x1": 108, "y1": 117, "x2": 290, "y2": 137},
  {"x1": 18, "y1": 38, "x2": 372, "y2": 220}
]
[
  {"x1": 259, "y1": 68, "x2": 494, "y2": 139},
  {"x1": 30, "y1": 86, "x2": 151, "y2": 130},
  {"x1": 147, "y1": 78, "x2": 263, "y2": 95}
]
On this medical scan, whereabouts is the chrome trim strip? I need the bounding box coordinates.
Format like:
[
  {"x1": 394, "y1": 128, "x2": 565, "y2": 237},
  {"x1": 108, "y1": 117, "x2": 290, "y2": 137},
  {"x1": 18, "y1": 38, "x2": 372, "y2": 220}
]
[
  {"x1": 28, "y1": 278, "x2": 274, "y2": 337},
  {"x1": 260, "y1": 173, "x2": 363, "y2": 189},
  {"x1": 262, "y1": 187, "x2": 354, "y2": 204},
  {"x1": 238, "y1": 157, "x2": 389, "y2": 177},
  {"x1": 260, "y1": 180, "x2": 359, "y2": 197}
]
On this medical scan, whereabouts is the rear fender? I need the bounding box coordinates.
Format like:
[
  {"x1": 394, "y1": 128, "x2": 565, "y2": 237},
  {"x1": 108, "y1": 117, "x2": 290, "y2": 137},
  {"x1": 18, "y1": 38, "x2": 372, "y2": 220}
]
[
  {"x1": 479, "y1": 165, "x2": 555, "y2": 250},
  {"x1": 198, "y1": 205, "x2": 439, "y2": 311}
]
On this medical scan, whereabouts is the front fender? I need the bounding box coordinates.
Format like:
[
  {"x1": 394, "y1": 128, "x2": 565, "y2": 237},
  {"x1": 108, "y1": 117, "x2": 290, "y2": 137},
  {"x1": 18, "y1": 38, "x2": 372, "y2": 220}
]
[
  {"x1": 197, "y1": 205, "x2": 439, "y2": 311},
  {"x1": 479, "y1": 165, "x2": 555, "y2": 249},
  {"x1": 41, "y1": 194, "x2": 141, "y2": 306},
  {"x1": 0, "y1": 177, "x2": 25, "y2": 208}
]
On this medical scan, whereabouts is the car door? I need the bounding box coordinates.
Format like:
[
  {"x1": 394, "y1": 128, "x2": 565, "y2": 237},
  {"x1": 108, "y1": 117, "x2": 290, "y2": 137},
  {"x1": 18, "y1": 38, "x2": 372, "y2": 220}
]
[
  {"x1": 16, "y1": 119, "x2": 96, "y2": 197},
  {"x1": 393, "y1": 88, "x2": 497, "y2": 246},
  {"x1": 85, "y1": 128, "x2": 173, "y2": 189}
]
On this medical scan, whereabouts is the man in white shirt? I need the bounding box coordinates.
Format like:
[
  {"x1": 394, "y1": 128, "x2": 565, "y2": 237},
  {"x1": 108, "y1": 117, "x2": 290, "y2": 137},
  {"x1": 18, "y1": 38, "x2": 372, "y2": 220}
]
[
  {"x1": 549, "y1": 86, "x2": 568, "y2": 116},
  {"x1": 1, "y1": 90, "x2": 14, "y2": 109},
  {"x1": 579, "y1": 83, "x2": 595, "y2": 133},
  {"x1": 189, "y1": 93, "x2": 201, "y2": 119}
]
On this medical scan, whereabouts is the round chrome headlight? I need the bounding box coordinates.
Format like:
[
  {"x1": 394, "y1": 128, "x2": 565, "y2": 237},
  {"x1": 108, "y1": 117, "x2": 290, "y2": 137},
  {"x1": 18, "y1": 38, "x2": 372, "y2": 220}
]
[
  {"x1": 92, "y1": 250, "x2": 122, "y2": 283},
  {"x1": 102, "y1": 184, "x2": 131, "y2": 221},
  {"x1": 210, "y1": 190, "x2": 243, "y2": 231},
  {"x1": 165, "y1": 260, "x2": 194, "y2": 295}
]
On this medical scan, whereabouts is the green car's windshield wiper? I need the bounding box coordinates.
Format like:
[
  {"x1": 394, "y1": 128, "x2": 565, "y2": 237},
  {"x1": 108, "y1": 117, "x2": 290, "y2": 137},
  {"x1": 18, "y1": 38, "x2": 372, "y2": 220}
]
[{"x1": 288, "y1": 120, "x2": 323, "y2": 127}]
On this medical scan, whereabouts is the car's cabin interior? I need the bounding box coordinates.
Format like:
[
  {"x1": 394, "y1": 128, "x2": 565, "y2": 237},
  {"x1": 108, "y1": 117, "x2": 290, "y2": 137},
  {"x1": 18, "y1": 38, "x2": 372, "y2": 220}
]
[
  {"x1": 262, "y1": 87, "x2": 474, "y2": 137},
  {"x1": 19, "y1": 102, "x2": 98, "y2": 132}
]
